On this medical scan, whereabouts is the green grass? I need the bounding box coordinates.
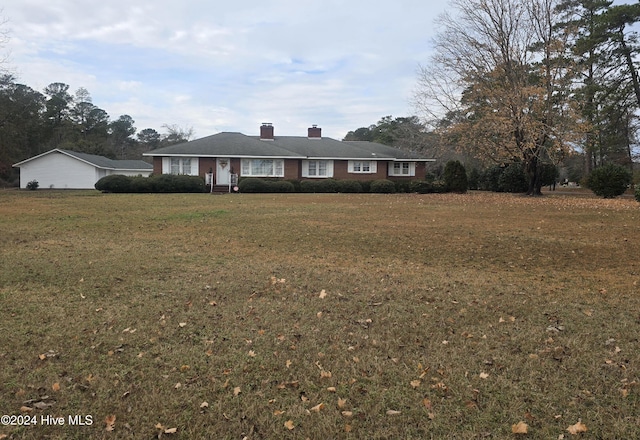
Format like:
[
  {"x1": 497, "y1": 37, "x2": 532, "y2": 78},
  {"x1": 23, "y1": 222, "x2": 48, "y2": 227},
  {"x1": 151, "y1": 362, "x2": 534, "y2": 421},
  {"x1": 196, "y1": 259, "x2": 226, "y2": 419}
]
[{"x1": 0, "y1": 190, "x2": 639, "y2": 439}]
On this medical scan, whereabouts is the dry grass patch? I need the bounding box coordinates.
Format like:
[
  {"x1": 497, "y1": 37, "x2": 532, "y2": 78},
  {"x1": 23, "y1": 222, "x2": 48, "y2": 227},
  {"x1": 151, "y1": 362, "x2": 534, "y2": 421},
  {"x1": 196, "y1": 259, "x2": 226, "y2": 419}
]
[{"x1": 0, "y1": 190, "x2": 639, "y2": 439}]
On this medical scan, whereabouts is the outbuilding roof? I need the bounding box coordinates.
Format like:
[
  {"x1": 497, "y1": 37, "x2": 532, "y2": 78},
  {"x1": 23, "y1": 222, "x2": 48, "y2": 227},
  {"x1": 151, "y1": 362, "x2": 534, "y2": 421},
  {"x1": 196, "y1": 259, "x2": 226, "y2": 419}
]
[{"x1": 13, "y1": 149, "x2": 153, "y2": 171}]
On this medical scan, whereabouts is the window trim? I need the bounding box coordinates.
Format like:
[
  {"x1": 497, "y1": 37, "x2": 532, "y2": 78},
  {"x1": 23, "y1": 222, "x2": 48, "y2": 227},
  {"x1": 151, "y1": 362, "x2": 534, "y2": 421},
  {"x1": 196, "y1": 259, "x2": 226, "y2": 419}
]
[
  {"x1": 240, "y1": 159, "x2": 285, "y2": 177},
  {"x1": 388, "y1": 161, "x2": 416, "y2": 177},
  {"x1": 348, "y1": 160, "x2": 377, "y2": 174},
  {"x1": 302, "y1": 160, "x2": 334, "y2": 178},
  {"x1": 163, "y1": 157, "x2": 199, "y2": 175}
]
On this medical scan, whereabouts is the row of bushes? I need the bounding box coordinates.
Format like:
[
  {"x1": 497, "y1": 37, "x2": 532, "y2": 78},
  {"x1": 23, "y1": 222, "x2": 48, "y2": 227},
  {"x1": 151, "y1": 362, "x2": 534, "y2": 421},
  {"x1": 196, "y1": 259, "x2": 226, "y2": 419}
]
[
  {"x1": 467, "y1": 163, "x2": 558, "y2": 193},
  {"x1": 92, "y1": 163, "x2": 634, "y2": 198},
  {"x1": 469, "y1": 162, "x2": 634, "y2": 198},
  {"x1": 95, "y1": 174, "x2": 205, "y2": 193},
  {"x1": 237, "y1": 178, "x2": 452, "y2": 194}
]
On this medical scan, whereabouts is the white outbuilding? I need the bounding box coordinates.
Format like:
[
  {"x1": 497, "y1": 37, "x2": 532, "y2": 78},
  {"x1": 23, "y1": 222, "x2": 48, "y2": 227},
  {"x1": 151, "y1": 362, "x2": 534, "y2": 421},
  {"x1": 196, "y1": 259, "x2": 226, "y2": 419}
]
[{"x1": 13, "y1": 149, "x2": 153, "y2": 189}]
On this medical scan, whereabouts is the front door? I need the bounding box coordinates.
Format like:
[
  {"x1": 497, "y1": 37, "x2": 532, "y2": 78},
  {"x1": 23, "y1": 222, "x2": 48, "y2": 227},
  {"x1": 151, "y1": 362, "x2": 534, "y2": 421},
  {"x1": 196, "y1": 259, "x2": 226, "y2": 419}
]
[{"x1": 216, "y1": 159, "x2": 230, "y2": 185}]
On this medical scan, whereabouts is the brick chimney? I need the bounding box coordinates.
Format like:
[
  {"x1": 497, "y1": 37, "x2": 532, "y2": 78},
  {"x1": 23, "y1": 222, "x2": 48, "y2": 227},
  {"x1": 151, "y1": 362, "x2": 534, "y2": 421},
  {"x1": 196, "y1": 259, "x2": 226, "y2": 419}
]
[
  {"x1": 260, "y1": 123, "x2": 274, "y2": 140},
  {"x1": 308, "y1": 124, "x2": 321, "y2": 139}
]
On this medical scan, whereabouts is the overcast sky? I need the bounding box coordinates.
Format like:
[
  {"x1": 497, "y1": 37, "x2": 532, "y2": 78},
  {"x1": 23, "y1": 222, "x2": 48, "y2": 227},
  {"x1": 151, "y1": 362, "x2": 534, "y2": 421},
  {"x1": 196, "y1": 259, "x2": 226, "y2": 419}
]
[{"x1": 2, "y1": 0, "x2": 450, "y2": 140}]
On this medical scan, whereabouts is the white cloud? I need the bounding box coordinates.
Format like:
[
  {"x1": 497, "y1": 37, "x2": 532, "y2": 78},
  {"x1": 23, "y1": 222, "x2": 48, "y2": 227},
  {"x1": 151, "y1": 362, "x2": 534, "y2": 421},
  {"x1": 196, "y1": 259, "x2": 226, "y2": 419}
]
[{"x1": 2, "y1": 0, "x2": 449, "y2": 140}]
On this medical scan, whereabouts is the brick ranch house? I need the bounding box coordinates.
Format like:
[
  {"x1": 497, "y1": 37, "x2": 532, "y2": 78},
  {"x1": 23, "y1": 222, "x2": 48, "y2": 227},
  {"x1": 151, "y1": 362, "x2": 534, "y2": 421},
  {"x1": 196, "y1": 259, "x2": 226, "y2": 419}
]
[{"x1": 143, "y1": 124, "x2": 435, "y2": 188}]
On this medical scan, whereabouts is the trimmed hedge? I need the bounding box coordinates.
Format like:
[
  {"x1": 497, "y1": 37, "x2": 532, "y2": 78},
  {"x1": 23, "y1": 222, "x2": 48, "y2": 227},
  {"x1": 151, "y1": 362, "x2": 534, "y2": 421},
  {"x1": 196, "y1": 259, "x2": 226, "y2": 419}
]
[
  {"x1": 95, "y1": 174, "x2": 205, "y2": 193},
  {"x1": 410, "y1": 180, "x2": 446, "y2": 194},
  {"x1": 95, "y1": 174, "x2": 132, "y2": 193},
  {"x1": 370, "y1": 179, "x2": 396, "y2": 193},
  {"x1": 238, "y1": 178, "x2": 295, "y2": 193},
  {"x1": 335, "y1": 180, "x2": 363, "y2": 193}
]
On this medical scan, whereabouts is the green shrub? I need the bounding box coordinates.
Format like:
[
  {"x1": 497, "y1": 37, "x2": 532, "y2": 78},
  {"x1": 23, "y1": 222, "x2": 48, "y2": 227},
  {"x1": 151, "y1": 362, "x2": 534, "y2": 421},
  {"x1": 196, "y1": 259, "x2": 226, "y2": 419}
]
[
  {"x1": 95, "y1": 174, "x2": 131, "y2": 193},
  {"x1": 359, "y1": 180, "x2": 372, "y2": 193},
  {"x1": 468, "y1": 168, "x2": 481, "y2": 190},
  {"x1": 286, "y1": 179, "x2": 302, "y2": 192},
  {"x1": 129, "y1": 176, "x2": 153, "y2": 193},
  {"x1": 96, "y1": 174, "x2": 204, "y2": 193},
  {"x1": 317, "y1": 179, "x2": 338, "y2": 193},
  {"x1": 238, "y1": 178, "x2": 294, "y2": 193},
  {"x1": 300, "y1": 179, "x2": 338, "y2": 193},
  {"x1": 26, "y1": 180, "x2": 39, "y2": 190},
  {"x1": 410, "y1": 180, "x2": 432, "y2": 194},
  {"x1": 370, "y1": 179, "x2": 396, "y2": 193},
  {"x1": 393, "y1": 180, "x2": 412, "y2": 193},
  {"x1": 335, "y1": 180, "x2": 363, "y2": 193},
  {"x1": 300, "y1": 180, "x2": 321, "y2": 193},
  {"x1": 587, "y1": 164, "x2": 632, "y2": 198},
  {"x1": 172, "y1": 175, "x2": 205, "y2": 193},
  {"x1": 149, "y1": 174, "x2": 177, "y2": 193},
  {"x1": 498, "y1": 163, "x2": 528, "y2": 193},
  {"x1": 410, "y1": 180, "x2": 446, "y2": 194},
  {"x1": 269, "y1": 180, "x2": 295, "y2": 193},
  {"x1": 480, "y1": 166, "x2": 504, "y2": 192},
  {"x1": 238, "y1": 178, "x2": 270, "y2": 193},
  {"x1": 443, "y1": 160, "x2": 468, "y2": 193}
]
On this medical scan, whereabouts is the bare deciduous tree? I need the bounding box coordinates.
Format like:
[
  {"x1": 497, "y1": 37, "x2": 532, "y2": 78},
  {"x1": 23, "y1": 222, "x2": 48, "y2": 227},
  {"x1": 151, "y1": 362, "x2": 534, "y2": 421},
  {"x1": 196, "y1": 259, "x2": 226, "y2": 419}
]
[{"x1": 415, "y1": 0, "x2": 577, "y2": 195}]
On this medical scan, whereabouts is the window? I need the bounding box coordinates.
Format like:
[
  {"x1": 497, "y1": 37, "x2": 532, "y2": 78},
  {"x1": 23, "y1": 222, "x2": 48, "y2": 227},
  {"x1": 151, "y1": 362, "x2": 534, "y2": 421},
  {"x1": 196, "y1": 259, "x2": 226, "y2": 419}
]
[
  {"x1": 302, "y1": 160, "x2": 333, "y2": 178},
  {"x1": 241, "y1": 159, "x2": 284, "y2": 177},
  {"x1": 163, "y1": 157, "x2": 198, "y2": 175},
  {"x1": 348, "y1": 161, "x2": 377, "y2": 174},
  {"x1": 388, "y1": 162, "x2": 416, "y2": 177}
]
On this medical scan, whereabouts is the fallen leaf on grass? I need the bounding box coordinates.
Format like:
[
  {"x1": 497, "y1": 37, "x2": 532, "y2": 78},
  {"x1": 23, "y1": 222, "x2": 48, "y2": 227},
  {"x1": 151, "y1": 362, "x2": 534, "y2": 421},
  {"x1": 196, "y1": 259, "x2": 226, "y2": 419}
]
[
  {"x1": 248, "y1": 350, "x2": 256, "y2": 357},
  {"x1": 410, "y1": 380, "x2": 421, "y2": 388},
  {"x1": 511, "y1": 421, "x2": 528, "y2": 434},
  {"x1": 273, "y1": 410, "x2": 285, "y2": 416},
  {"x1": 105, "y1": 415, "x2": 116, "y2": 432},
  {"x1": 286, "y1": 360, "x2": 292, "y2": 368},
  {"x1": 200, "y1": 402, "x2": 209, "y2": 409},
  {"x1": 52, "y1": 382, "x2": 61, "y2": 392},
  {"x1": 284, "y1": 420, "x2": 295, "y2": 430},
  {"x1": 320, "y1": 370, "x2": 332, "y2": 379},
  {"x1": 310, "y1": 403, "x2": 325, "y2": 412},
  {"x1": 341, "y1": 411, "x2": 353, "y2": 417},
  {"x1": 20, "y1": 406, "x2": 33, "y2": 413},
  {"x1": 567, "y1": 421, "x2": 587, "y2": 435},
  {"x1": 178, "y1": 322, "x2": 187, "y2": 328},
  {"x1": 155, "y1": 423, "x2": 177, "y2": 434},
  {"x1": 338, "y1": 397, "x2": 347, "y2": 409},
  {"x1": 319, "y1": 289, "x2": 327, "y2": 299},
  {"x1": 479, "y1": 372, "x2": 489, "y2": 379},
  {"x1": 233, "y1": 386, "x2": 241, "y2": 396},
  {"x1": 386, "y1": 410, "x2": 401, "y2": 415}
]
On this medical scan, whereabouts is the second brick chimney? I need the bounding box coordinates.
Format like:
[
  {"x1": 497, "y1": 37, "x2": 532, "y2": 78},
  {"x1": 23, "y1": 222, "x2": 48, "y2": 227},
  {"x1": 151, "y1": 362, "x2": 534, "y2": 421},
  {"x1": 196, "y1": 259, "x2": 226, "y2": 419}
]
[
  {"x1": 308, "y1": 125, "x2": 321, "y2": 139},
  {"x1": 260, "y1": 123, "x2": 274, "y2": 140}
]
